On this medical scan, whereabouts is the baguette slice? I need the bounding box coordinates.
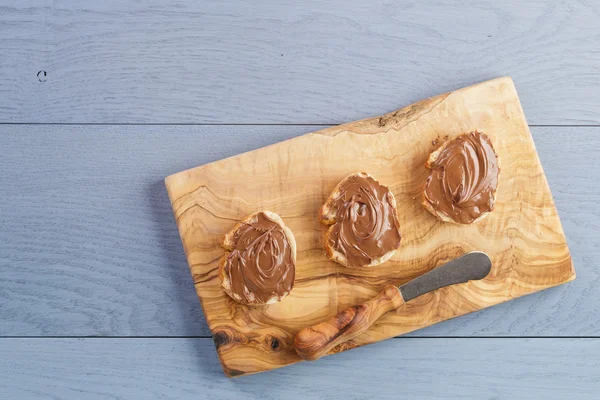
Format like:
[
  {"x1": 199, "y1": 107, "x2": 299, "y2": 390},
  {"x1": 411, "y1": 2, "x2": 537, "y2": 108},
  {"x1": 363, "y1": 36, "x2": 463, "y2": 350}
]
[
  {"x1": 321, "y1": 172, "x2": 401, "y2": 268},
  {"x1": 422, "y1": 131, "x2": 500, "y2": 224},
  {"x1": 219, "y1": 211, "x2": 296, "y2": 305}
]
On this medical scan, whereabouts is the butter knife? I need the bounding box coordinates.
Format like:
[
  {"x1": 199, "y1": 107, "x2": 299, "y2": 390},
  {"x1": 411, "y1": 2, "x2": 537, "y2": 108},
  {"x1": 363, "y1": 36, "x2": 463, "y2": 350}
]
[{"x1": 294, "y1": 251, "x2": 492, "y2": 361}]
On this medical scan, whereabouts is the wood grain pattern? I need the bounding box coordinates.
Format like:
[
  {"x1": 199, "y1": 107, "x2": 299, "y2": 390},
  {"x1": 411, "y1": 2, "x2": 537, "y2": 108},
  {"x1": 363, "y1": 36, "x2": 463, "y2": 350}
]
[
  {"x1": 165, "y1": 78, "x2": 575, "y2": 376},
  {"x1": 1, "y1": 1, "x2": 599, "y2": 124},
  {"x1": 0, "y1": 124, "x2": 595, "y2": 337},
  {"x1": 1, "y1": 338, "x2": 599, "y2": 399}
]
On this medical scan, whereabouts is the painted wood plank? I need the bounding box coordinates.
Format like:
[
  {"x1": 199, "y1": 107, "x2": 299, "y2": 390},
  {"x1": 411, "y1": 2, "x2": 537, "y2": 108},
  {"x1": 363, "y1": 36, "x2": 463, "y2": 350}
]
[
  {"x1": 0, "y1": 125, "x2": 597, "y2": 336},
  {"x1": 1, "y1": 1, "x2": 599, "y2": 124},
  {"x1": 0, "y1": 338, "x2": 598, "y2": 398}
]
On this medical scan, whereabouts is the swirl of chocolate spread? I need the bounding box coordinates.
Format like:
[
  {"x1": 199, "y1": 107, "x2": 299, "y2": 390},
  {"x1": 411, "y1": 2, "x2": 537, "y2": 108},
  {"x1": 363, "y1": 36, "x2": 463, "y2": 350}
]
[
  {"x1": 423, "y1": 131, "x2": 499, "y2": 224},
  {"x1": 327, "y1": 174, "x2": 402, "y2": 267},
  {"x1": 224, "y1": 212, "x2": 295, "y2": 303}
]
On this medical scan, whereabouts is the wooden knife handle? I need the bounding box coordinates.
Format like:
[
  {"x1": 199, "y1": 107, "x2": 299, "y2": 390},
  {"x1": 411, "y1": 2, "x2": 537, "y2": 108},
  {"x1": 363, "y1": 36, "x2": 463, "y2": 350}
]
[{"x1": 294, "y1": 284, "x2": 405, "y2": 361}]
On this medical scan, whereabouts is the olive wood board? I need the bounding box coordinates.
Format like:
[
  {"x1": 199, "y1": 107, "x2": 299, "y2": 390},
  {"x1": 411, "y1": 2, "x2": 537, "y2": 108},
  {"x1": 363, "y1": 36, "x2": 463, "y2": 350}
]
[{"x1": 165, "y1": 77, "x2": 575, "y2": 377}]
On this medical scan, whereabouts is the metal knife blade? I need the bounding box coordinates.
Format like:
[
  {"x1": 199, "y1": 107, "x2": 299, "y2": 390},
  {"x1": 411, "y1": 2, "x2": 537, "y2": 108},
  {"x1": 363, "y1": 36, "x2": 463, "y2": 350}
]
[{"x1": 399, "y1": 251, "x2": 492, "y2": 302}]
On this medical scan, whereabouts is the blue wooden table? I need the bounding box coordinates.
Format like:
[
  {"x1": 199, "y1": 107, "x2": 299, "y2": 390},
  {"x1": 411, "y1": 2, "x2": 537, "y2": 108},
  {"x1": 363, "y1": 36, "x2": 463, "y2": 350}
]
[{"x1": 1, "y1": 1, "x2": 599, "y2": 398}]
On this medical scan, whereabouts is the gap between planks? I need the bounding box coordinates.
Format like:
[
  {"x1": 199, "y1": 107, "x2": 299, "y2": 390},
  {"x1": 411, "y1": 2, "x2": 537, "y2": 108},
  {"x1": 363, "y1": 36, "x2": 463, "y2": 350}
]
[
  {"x1": 2, "y1": 336, "x2": 600, "y2": 339},
  {"x1": 0, "y1": 123, "x2": 600, "y2": 127}
]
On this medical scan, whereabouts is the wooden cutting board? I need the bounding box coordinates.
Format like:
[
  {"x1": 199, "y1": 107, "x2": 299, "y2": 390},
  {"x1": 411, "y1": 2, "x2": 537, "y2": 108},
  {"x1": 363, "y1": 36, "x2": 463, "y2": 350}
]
[{"x1": 165, "y1": 77, "x2": 574, "y2": 377}]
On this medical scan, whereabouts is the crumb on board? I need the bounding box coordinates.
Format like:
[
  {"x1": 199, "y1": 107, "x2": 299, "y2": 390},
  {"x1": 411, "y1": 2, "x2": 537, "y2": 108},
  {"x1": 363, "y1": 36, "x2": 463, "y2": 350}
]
[{"x1": 433, "y1": 135, "x2": 450, "y2": 147}]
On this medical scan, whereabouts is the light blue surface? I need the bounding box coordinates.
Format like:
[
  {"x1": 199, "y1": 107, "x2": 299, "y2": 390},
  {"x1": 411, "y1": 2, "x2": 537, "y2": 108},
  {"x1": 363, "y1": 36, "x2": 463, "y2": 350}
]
[
  {"x1": 1, "y1": 338, "x2": 599, "y2": 399},
  {"x1": 0, "y1": 0, "x2": 599, "y2": 398},
  {"x1": 1, "y1": 1, "x2": 599, "y2": 124}
]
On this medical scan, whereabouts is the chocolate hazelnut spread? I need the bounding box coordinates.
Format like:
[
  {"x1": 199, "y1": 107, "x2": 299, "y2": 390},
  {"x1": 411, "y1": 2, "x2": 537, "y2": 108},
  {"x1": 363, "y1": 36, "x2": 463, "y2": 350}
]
[
  {"x1": 224, "y1": 212, "x2": 295, "y2": 303},
  {"x1": 327, "y1": 174, "x2": 402, "y2": 267},
  {"x1": 423, "y1": 131, "x2": 499, "y2": 224}
]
